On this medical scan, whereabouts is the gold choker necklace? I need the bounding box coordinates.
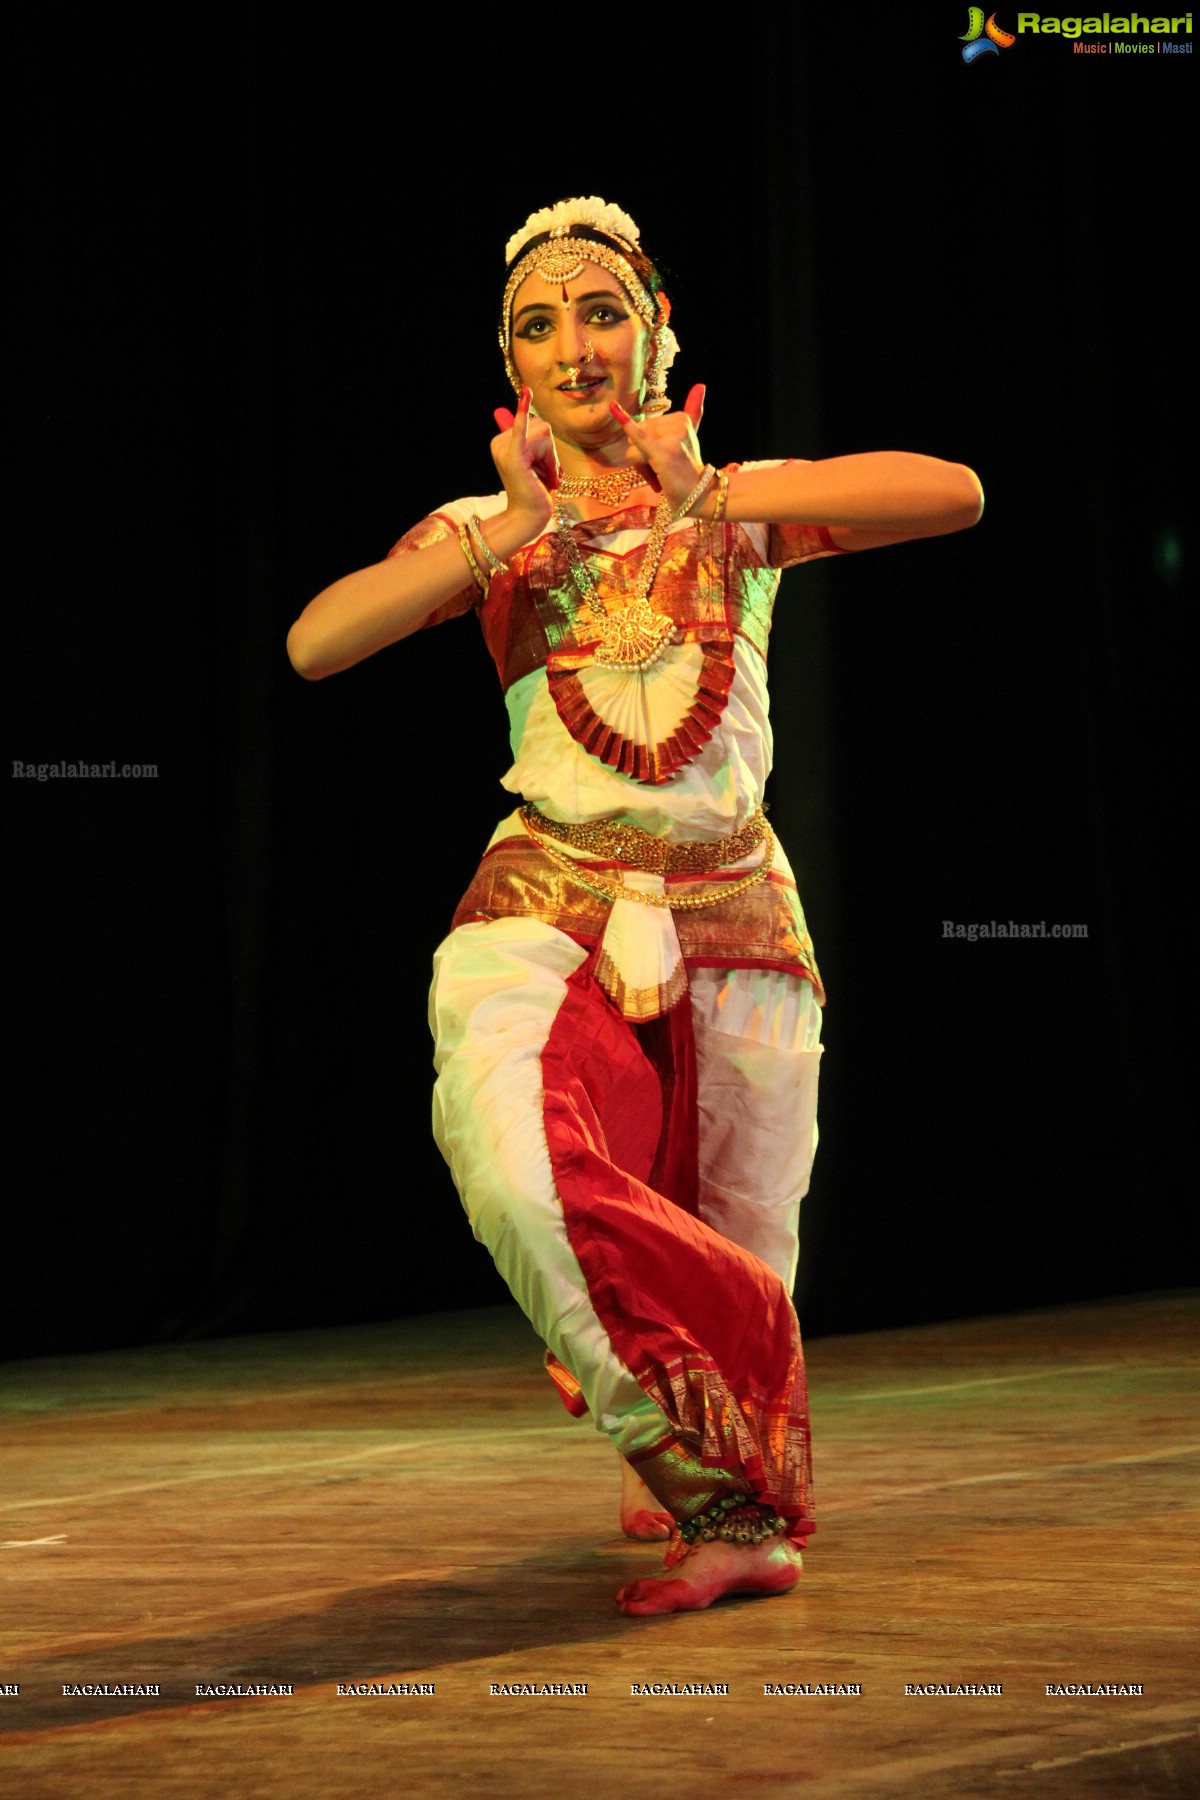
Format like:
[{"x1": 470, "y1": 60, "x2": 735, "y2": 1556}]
[{"x1": 554, "y1": 466, "x2": 646, "y2": 506}]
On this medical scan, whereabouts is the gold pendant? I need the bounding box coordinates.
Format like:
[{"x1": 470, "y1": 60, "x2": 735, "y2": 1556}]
[{"x1": 592, "y1": 602, "x2": 677, "y2": 671}]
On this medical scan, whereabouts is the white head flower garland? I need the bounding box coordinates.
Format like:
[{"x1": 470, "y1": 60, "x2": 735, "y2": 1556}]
[
  {"x1": 503, "y1": 196, "x2": 644, "y2": 268},
  {"x1": 499, "y1": 196, "x2": 680, "y2": 404}
]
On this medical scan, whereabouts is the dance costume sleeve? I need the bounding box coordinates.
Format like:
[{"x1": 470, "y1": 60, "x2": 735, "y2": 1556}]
[{"x1": 385, "y1": 490, "x2": 509, "y2": 629}]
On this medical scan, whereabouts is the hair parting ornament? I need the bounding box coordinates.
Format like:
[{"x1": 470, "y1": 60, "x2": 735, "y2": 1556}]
[{"x1": 499, "y1": 196, "x2": 679, "y2": 413}]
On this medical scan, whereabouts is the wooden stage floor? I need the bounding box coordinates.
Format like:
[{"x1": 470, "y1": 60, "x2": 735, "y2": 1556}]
[{"x1": 1, "y1": 1292, "x2": 1196, "y2": 1799}]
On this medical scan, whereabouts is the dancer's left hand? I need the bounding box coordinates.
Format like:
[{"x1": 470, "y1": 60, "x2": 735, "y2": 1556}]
[{"x1": 609, "y1": 385, "x2": 707, "y2": 512}]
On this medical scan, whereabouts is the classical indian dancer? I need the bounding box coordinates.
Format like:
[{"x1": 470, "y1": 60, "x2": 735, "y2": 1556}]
[{"x1": 287, "y1": 197, "x2": 983, "y2": 1615}]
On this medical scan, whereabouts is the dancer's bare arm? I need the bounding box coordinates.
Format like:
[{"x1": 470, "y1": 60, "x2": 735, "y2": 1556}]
[
  {"x1": 711, "y1": 453, "x2": 983, "y2": 550},
  {"x1": 609, "y1": 384, "x2": 984, "y2": 553},
  {"x1": 287, "y1": 389, "x2": 554, "y2": 680}
]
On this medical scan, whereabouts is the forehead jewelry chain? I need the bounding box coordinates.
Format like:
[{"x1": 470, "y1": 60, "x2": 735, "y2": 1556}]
[{"x1": 553, "y1": 465, "x2": 714, "y2": 672}]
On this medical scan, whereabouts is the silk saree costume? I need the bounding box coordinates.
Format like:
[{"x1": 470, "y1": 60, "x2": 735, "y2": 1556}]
[{"x1": 389, "y1": 466, "x2": 844, "y2": 1539}]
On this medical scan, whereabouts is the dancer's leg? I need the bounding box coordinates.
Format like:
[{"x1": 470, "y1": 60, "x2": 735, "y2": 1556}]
[
  {"x1": 431, "y1": 921, "x2": 813, "y2": 1612},
  {"x1": 690, "y1": 966, "x2": 824, "y2": 1288},
  {"x1": 431, "y1": 921, "x2": 665, "y2": 1459},
  {"x1": 619, "y1": 968, "x2": 821, "y2": 1541}
]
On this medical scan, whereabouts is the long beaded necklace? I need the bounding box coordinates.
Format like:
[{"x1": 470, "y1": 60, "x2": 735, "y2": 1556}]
[
  {"x1": 552, "y1": 464, "x2": 714, "y2": 673},
  {"x1": 553, "y1": 491, "x2": 678, "y2": 671}
]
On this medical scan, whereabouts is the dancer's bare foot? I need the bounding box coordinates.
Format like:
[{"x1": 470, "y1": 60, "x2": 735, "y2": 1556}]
[
  {"x1": 619, "y1": 1455, "x2": 673, "y2": 1541},
  {"x1": 616, "y1": 1535, "x2": 802, "y2": 1616}
]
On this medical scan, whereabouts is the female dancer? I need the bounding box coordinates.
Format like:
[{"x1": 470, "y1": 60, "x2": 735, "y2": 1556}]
[{"x1": 287, "y1": 197, "x2": 982, "y2": 1616}]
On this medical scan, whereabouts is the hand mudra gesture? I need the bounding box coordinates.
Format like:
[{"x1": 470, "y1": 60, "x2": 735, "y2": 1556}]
[
  {"x1": 490, "y1": 387, "x2": 557, "y2": 527},
  {"x1": 610, "y1": 383, "x2": 708, "y2": 513}
]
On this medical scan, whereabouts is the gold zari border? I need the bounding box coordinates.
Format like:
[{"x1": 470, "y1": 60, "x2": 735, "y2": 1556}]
[
  {"x1": 450, "y1": 835, "x2": 824, "y2": 1000},
  {"x1": 624, "y1": 1350, "x2": 813, "y2": 1530}
]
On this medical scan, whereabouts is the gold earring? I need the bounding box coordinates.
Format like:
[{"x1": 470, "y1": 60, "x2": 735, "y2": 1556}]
[{"x1": 641, "y1": 334, "x2": 670, "y2": 415}]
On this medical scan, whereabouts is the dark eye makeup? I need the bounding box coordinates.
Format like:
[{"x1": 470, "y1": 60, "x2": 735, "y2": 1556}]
[{"x1": 515, "y1": 303, "x2": 628, "y2": 341}]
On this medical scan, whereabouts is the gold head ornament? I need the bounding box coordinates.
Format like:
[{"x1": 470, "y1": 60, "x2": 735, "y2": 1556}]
[{"x1": 499, "y1": 198, "x2": 679, "y2": 411}]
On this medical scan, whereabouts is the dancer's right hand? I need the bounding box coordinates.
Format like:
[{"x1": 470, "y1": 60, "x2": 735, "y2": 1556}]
[{"x1": 491, "y1": 387, "x2": 556, "y2": 529}]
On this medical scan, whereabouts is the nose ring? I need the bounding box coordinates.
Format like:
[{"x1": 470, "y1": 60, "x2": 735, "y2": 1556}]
[{"x1": 564, "y1": 340, "x2": 597, "y2": 385}]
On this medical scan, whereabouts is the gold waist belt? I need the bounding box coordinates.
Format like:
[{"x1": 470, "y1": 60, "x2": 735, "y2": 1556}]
[{"x1": 519, "y1": 803, "x2": 767, "y2": 875}]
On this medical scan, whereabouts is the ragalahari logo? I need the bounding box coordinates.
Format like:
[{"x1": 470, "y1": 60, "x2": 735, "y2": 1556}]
[{"x1": 960, "y1": 8, "x2": 1017, "y2": 58}]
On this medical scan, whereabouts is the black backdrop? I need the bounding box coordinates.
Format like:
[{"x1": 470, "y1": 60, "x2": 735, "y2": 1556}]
[{"x1": 8, "y1": 6, "x2": 1191, "y2": 1359}]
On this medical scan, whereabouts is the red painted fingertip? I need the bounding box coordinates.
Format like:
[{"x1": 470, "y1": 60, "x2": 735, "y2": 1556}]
[
  {"x1": 519, "y1": 385, "x2": 532, "y2": 410},
  {"x1": 494, "y1": 408, "x2": 514, "y2": 431},
  {"x1": 609, "y1": 401, "x2": 631, "y2": 424}
]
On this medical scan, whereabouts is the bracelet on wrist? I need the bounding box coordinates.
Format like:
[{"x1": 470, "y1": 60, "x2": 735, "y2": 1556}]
[
  {"x1": 467, "y1": 514, "x2": 509, "y2": 579},
  {"x1": 456, "y1": 523, "x2": 490, "y2": 595},
  {"x1": 676, "y1": 463, "x2": 716, "y2": 520},
  {"x1": 709, "y1": 468, "x2": 729, "y2": 528}
]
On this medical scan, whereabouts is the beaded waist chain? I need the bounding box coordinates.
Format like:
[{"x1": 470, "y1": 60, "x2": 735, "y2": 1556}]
[{"x1": 519, "y1": 803, "x2": 768, "y2": 876}]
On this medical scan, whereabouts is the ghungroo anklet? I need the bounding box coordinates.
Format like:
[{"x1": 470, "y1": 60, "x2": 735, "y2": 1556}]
[{"x1": 677, "y1": 1494, "x2": 788, "y2": 1547}]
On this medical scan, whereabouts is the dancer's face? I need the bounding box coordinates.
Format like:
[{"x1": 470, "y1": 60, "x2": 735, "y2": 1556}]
[{"x1": 509, "y1": 261, "x2": 651, "y2": 445}]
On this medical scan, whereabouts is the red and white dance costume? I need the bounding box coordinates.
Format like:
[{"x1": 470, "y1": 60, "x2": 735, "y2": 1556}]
[{"x1": 391, "y1": 468, "x2": 845, "y2": 1542}]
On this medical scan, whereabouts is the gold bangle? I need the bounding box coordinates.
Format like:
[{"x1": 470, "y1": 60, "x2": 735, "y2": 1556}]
[
  {"x1": 456, "y1": 522, "x2": 489, "y2": 595},
  {"x1": 710, "y1": 469, "x2": 729, "y2": 528},
  {"x1": 677, "y1": 463, "x2": 716, "y2": 518},
  {"x1": 467, "y1": 514, "x2": 509, "y2": 578}
]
